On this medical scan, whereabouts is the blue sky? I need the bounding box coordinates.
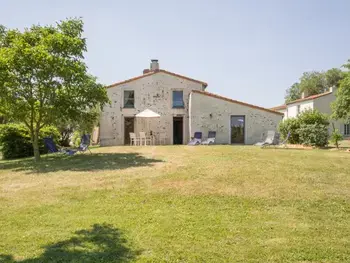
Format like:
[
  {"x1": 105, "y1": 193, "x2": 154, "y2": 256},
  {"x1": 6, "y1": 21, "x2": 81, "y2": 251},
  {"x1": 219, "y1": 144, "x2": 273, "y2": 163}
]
[{"x1": 1, "y1": 0, "x2": 350, "y2": 107}]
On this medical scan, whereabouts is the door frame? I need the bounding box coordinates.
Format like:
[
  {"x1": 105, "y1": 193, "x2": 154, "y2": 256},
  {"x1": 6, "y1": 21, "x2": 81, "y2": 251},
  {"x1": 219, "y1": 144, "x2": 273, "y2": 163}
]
[
  {"x1": 230, "y1": 115, "x2": 246, "y2": 144},
  {"x1": 173, "y1": 116, "x2": 184, "y2": 145},
  {"x1": 124, "y1": 116, "x2": 135, "y2": 145}
]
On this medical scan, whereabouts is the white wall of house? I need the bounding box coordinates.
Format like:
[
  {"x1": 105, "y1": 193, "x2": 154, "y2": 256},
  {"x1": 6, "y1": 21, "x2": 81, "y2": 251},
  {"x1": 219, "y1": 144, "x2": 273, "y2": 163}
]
[
  {"x1": 286, "y1": 101, "x2": 314, "y2": 119},
  {"x1": 189, "y1": 92, "x2": 283, "y2": 144},
  {"x1": 100, "y1": 72, "x2": 204, "y2": 146},
  {"x1": 313, "y1": 92, "x2": 347, "y2": 135}
]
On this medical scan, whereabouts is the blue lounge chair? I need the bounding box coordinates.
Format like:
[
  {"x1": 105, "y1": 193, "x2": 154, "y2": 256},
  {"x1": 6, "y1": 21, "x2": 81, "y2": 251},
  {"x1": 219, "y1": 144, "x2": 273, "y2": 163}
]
[
  {"x1": 188, "y1": 132, "x2": 202, "y2": 145},
  {"x1": 201, "y1": 131, "x2": 216, "y2": 145},
  {"x1": 78, "y1": 134, "x2": 92, "y2": 154}
]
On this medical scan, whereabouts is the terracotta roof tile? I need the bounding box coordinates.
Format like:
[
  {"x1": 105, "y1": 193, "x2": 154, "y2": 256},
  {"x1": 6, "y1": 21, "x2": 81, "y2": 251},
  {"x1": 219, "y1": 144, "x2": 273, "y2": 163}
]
[
  {"x1": 270, "y1": 105, "x2": 287, "y2": 111},
  {"x1": 286, "y1": 91, "x2": 332, "y2": 105},
  {"x1": 192, "y1": 90, "x2": 284, "y2": 116},
  {"x1": 107, "y1": 69, "x2": 207, "y2": 88}
]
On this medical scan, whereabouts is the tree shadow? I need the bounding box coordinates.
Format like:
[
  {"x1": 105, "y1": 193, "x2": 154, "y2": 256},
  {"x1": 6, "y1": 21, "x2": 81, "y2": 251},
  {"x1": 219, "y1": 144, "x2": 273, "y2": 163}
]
[
  {"x1": 0, "y1": 153, "x2": 163, "y2": 174},
  {"x1": 0, "y1": 224, "x2": 141, "y2": 263}
]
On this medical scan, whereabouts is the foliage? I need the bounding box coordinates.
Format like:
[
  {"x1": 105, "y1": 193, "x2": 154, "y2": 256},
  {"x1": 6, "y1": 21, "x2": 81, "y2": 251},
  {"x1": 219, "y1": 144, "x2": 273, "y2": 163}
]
[
  {"x1": 0, "y1": 123, "x2": 60, "y2": 159},
  {"x1": 0, "y1": 18, "x2": 109, "y2": 161},
  {"x1": 56, "y1": 106, "x2": 101, "y2": 146},
  {"x1": 278, "y1": 118, "x2": 301, "y2": 144},
  {"x1": 298, "y1": 123, "x2": 329, "y2": 147},
  {"x1": 330, "y1": 128, "x2": 343, "y2": 149},
  {"x1": 278, "y1": 110, "x2": 329, "y2": 146},
  {"x1": 297, "y1": 109, "x2": 329, "y2": 126},
  {"x1": 332, "y1": 62, "x2": 350, "y2": 122},
  {"x1": 298, "y1": 71, "x2": 327, "y2": 96},
  {"x1": 284, "y1": 83, "x2": 301, "y2": 103},
  {"x1": 72, "y1": 130, "x2": 82, "y2": 147},
  {"x1": 284, "y1": 68, "x2": 345, "y2": 103}
]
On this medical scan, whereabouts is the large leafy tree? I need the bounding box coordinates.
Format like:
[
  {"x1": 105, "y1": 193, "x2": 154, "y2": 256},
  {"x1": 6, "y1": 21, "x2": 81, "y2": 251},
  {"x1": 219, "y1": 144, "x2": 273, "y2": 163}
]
[
  {"x1": 285, "y1": 82, "x2": 301, "y2": 103},
  {"x1": 284, "y1": 69, "x2": 345, "y2": 103},
  {"x1": 0, "y1": 18, "x2": 109, "y2": 161},
  {"x1": 332, "y1": 61, "x2": 350, "y2": 122}
]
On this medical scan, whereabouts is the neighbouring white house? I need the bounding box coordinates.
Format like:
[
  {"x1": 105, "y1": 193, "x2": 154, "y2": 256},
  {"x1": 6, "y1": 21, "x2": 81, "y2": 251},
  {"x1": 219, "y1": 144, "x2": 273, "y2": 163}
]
[
  {"x1": 99, "y1": 60, "x2": 283, "y2": 146},
  {"x1": 271, "y1": 88, "x2": 350, "y2": 137}
]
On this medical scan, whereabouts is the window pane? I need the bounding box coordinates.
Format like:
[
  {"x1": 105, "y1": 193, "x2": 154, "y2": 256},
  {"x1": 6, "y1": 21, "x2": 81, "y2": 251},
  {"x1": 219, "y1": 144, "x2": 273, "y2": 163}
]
[
  {"x1": 172, "y1": 91, "x2": 184, "y2": 108},
  {"x1": 124, "y1": 91, "x2": 134, "y2": 108}
]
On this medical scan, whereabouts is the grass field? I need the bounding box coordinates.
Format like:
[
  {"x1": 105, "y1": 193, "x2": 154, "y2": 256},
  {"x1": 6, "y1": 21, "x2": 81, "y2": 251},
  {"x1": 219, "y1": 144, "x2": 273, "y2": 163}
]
[{"x1": 0, "y1": 146, "x2": 349, "y2": 262}]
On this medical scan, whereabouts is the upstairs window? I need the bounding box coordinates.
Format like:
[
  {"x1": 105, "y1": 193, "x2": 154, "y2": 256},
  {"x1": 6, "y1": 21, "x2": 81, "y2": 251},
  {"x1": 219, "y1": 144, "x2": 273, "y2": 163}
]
[
  {"x1": 345, "y1": 124, "x2": 350, "y2": 135},
  {"x1": 124, "y1": 90, "x2": 134, "y2": 108},
  {"x1": 172, "y1": 90, "x2": 184, "y2": 108}
]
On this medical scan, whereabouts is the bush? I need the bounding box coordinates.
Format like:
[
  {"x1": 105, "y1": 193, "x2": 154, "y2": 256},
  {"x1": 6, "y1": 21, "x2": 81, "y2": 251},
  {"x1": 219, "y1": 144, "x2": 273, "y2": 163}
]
[
  {"x1": 330, "y1": 129, "x2": 343, "y2": 148},
  {"x1": 278, "y1": 118, "x2": 301, "y2": 144},
  {"x1": 0, "y1": 124, "x2": 61, "y2": 159},
  {"x1": 298, "y1": 109, "x2": 329, "y2": 126},
  {"x1": 298, "y1": 124, "x2": 329, "y2": 147}
]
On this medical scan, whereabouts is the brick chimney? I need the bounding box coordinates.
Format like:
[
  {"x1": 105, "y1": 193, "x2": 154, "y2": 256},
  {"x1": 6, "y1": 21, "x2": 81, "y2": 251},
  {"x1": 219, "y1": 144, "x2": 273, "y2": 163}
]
[{"x1": 150, "y1": 59, "x2": 159, "y2": 71}]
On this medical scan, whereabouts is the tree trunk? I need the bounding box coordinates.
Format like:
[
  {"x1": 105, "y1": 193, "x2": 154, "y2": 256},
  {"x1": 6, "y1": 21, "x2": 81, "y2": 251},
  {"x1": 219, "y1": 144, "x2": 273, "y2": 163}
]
[{"x1": 32, "y1": 129, "x2": 40, "y2": 162}]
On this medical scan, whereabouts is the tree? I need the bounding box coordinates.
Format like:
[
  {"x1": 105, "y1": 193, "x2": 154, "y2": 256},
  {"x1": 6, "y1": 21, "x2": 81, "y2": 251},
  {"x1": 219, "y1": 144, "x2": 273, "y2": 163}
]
[
  {"x1": 298, "y1": 71, "x2": 327, "y2": 96},
  {"x1": 285, "y1": 82, "x2": 301, "y2": 103},
  {"x1": 325, "y1": 68, "x2": 344, "y2": 88},
  {"x1": 332, "y1": 70, "x2": 350, "y2": 122},
  {"x1": 0, "y1": 18, "x2": 109, "y2": 161}
]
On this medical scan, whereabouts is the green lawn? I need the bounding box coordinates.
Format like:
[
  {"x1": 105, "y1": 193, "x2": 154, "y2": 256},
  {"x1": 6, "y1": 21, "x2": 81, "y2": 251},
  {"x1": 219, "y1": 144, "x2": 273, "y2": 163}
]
[{"x1": 0, "y1": 146, "x2": 349, "y2": 262}]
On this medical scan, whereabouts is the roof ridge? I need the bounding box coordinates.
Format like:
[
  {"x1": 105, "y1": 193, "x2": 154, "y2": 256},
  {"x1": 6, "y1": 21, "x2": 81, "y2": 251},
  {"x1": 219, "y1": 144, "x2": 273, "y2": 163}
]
[
  {"x1": 107, "y1": 69, "x2": 207, "y2": 88},
  {"x1": 286, "y1": 91, "x2": 332, "y2": 105},
  {"x1": 192, "y1": 90, "x2": 284, "y2": 116}
]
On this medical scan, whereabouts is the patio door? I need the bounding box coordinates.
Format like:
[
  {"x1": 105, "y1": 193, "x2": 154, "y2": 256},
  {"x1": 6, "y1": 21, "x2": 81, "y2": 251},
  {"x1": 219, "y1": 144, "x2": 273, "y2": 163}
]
[
  {"x1": 230, "y1": 116, "x2": 245, "y2": 144},
  {"x1": 124, "y1": 117, "x2": 135, "y2": 145}
]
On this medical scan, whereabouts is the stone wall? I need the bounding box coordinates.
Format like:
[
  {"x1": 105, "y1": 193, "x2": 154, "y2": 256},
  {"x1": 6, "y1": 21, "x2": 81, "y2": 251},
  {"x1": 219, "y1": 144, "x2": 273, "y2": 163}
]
[
  {"x1": 189, "y1": 92, "x2": 283, "y2": 144},
  {"x1": 100, "y1": 72, "x2": 204, "y2": 146}
]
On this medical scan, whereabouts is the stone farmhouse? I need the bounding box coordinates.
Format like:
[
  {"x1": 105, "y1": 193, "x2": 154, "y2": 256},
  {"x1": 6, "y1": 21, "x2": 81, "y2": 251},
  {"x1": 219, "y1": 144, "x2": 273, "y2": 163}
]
[
  {"x1": 100, "y1": 60, "x2": 283, "y2": 146},
  {"x1": 271, "y1": 88, "x2": 350, "y2": 137}
]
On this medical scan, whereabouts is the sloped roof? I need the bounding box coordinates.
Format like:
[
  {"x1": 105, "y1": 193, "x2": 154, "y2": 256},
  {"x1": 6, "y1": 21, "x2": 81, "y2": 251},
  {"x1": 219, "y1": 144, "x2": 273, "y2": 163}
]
[
  {"x1": 286, "y1": 91, "x2": 332, "y2": 105},
  {"x1": 270, "y1": 104, "x2": 287, "y2": 111},
  {"x1": 192, "y1": 90, "x2": 284, "y2": 116},
  {"x1": 107, "y1": 69, "x2": 208, "y2": 88}
]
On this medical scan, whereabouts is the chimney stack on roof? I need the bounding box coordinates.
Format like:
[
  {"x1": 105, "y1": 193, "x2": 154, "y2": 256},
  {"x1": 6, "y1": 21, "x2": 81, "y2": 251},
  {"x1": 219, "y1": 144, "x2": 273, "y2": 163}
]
[{"x1": 150, "y1": 59, "x2": 159, "y2": 71}]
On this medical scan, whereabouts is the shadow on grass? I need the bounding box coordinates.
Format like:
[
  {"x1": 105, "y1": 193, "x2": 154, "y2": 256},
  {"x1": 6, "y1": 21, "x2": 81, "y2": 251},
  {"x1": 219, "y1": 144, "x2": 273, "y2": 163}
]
[
  {"x1": 0, "y1": 153, "x2": 163, "y2": 174},
  {"x1": 0, "y1": 224, "x2": 141, "y2": 263}
]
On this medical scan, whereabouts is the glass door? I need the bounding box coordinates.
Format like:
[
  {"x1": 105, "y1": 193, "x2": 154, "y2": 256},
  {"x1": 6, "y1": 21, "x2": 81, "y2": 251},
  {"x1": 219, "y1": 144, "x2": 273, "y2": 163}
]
[{"x1": 231, "y1": 116, "x2": 245, "y2": 144}]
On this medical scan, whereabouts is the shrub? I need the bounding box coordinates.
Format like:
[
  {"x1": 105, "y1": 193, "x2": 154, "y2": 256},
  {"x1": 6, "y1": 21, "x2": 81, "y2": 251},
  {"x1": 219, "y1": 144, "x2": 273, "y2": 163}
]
[
  {"x1": 72, "y1": 130, "x2": 82, "y2": 147},
  {"x1": 278, "y1": 118, "x2": 300, "y2": 144},
  {"x1": 0, "y1": 124, "x2": 60, "y2": 159},
  {"x1": 298, "y1": 124, "x2": 329, "y2": 147},
  {"x1": 298, "y1": 109, "x2": 329, "y2": 126},
  {"x1": 0, "y1": 124, "x2": 33, "y2": 159},
  {"x1": 330, "y1": 129, "x2": 343, "y2": 149}
]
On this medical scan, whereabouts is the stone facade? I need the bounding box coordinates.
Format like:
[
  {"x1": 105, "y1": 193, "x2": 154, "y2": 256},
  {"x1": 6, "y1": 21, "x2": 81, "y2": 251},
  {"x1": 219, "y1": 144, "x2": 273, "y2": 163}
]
[
  {"x1": 100, "y1": 70, "x2": 205, "y2": 146},
  {"x1": 189, "y1": 91, "x2": 283, "y2": 144}
]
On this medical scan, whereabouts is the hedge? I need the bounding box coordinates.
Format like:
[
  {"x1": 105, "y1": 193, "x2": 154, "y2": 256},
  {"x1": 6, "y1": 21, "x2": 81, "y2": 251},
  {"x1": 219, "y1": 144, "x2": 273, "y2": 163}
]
[{"x1": 0, "y1": 124, "x2": 60, "y2": 159}]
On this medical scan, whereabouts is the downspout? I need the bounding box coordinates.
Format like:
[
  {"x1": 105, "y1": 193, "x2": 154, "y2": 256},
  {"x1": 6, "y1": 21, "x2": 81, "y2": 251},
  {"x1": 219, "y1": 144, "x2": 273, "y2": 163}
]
[{"x1": 189, "y1": 92, "x2": 192, "y2": 141}]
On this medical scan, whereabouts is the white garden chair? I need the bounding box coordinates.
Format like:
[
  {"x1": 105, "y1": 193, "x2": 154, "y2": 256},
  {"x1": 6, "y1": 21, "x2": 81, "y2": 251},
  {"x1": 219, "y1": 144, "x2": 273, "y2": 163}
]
[
  {"x1": 139, "y1": 132, "x2": 151, "y2": 146},
  {"x1": 129, "y1": 133, "x2": 139, "y2": 146}
]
